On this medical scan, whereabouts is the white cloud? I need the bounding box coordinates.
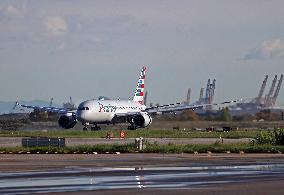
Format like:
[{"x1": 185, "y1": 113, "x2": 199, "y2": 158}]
[
  {"x1": 43, "y1": 16, "x2": 67, "y2": 37},
  {"x1": 243, "y1": 39, "x2": 284, "y2": 60},
  {"x1": 261, "y1": 39, "x2": 284, "y2": 57},
  {"x1": 4, "y1": 5, "x2": 22, "y2": 16}
]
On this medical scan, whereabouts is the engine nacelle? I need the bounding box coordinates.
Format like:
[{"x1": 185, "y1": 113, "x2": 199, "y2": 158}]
[
  {"x1": 58, "y1": 113, "x2": 77, "y2": 129},
  {"x1": 132, "y1": 112, "x2": 152, "y2": 128}
]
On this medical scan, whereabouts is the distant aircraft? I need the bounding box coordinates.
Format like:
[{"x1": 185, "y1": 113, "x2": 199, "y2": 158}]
[{"x1": 17, "y1": 66, "x2": 239, "y2": 130}]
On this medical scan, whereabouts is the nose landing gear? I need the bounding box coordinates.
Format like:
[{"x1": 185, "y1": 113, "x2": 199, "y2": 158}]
[{"x1": 83, "y1": 123, "x2": 89, "y2": 131}]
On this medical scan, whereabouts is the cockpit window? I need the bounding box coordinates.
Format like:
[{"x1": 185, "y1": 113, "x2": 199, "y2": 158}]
[{"x1": 78, "y1": 107, "x2": 89, "y2": 110}]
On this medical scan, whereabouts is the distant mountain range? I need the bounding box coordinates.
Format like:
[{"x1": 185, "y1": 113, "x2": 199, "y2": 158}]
[{"x1": 0, "y1": 100, "x2": 61, "y2": 114}]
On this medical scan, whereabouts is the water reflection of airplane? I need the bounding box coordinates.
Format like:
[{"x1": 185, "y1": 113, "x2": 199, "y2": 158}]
[{"x1": 135, "y1": 167, "x2": 146, "y2": 188}]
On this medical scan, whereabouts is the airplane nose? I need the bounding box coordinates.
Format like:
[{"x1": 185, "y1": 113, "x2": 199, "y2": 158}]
[
  {"x1": 76, "y1": 103, "x2": 91, "y2": 122},
  {"x1": 76, "y1": 111, "x2": 85, "y2": 121}
]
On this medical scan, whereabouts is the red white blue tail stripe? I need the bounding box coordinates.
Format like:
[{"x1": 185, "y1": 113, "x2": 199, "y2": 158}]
[{"x1": 133, "y1": 66, "x2": 147, "y2": 104}]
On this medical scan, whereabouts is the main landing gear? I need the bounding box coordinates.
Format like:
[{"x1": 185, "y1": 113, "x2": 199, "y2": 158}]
[
  {"x1": 127, "y1": 125, "x2": 137, "y2": 130},
  {"x1": 91, "y1": 125, "x2": 101, "y2": 131},
  {"x1": 83, "y1": 123, "x2": 101, "y2": 131}
]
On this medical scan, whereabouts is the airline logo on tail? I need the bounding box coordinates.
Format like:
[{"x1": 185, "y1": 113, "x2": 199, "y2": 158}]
[{"x1": 133, "y1": 66, "x2": 147, "y2": 105}]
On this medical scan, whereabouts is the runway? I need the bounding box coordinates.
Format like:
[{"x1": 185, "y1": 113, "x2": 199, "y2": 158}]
[
  {"x1": 0, "y1": 154, "x2": 283, "y2": 194},
  {"x1": 0, "y1": 164, "x2": 284, "y2": 195}
]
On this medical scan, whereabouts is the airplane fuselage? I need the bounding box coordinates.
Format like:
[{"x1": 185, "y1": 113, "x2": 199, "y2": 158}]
[{"x1": 76, "y1": 100, "x2": 146, "y2": 124}]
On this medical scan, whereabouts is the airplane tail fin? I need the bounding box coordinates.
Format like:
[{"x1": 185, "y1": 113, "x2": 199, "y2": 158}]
[{"x1": 133, "y1": 66, "x2": 147, "y2": 105}]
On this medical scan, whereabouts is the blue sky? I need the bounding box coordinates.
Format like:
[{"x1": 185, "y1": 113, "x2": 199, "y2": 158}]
[{"x1": 0, "y1": 0, "x2": 283, "y2": 106}]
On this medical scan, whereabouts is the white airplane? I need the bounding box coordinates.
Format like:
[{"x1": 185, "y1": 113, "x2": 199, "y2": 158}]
[{"x1": 17, "y1": 66, "x2": 240, "y2": 130}]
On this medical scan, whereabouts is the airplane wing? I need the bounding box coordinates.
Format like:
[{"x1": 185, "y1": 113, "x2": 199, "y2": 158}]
[
  {"x1": 16, "y1": 102, "x2": 75, "y2": 114},
  {"x1": 114, "y1": 112, "x2": 141, "y2": 117},
  {"x1": 145, "y1": 99, "x2": 241, "y2": 114}
]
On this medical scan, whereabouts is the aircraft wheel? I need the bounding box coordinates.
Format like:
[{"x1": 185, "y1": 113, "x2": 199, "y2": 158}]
[
  {"x1": 127, "y1": 126, "x2": 136, "y2": 130},
  {"x1": 91, "y1": 126, "x2": 101, "y2": 131},
  {"x1": 83, "y1": 127, "x2": 88, "y2": 131}
]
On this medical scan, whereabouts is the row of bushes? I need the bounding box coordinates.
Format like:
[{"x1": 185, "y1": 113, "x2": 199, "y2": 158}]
[
  {"x1": 256, "y1": 129, "x2": 284, "y2": 145},
  {"x1": 1, "y1": 143, "x2": 284, "y2": 154}
]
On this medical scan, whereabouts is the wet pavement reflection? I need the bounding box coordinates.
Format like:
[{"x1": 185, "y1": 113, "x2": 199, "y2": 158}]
[{"x1": 0, "y1": 163, "x2": 284, "y2": 194}]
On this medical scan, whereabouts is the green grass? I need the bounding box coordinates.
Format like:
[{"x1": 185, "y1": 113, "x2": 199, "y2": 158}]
[
  {"x1": 143, "y1": 143, "x2": 284, "y2": 153},
  {"x1": 1, "y1": 143, "x2": 284, "y2": 154},
  {"x1": 0, "y1": 129, "x2": 260, "y2": 139},
  {"x1": 0, "y1": 144, "x2": 136, "y2": 154}
]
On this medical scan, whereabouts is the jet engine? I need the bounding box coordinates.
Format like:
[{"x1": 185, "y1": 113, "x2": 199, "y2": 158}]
[
  {"x1": 58, "y1": 112, "x2": 77, "y2": 129},
  {"x1": 131, "y1": 112, "x2": 152, "y2": 128}
]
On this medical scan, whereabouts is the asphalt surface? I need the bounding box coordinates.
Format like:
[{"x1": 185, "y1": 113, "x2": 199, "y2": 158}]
[
  {"x1": 0, "y1": 137, "x2": 250, "y2": 147},
  {"x1": 0, "y1": 154, "x2": 283, "y2": 195}
]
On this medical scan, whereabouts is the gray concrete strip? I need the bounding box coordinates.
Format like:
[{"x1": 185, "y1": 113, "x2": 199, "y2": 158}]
[{"x1": 0, "y1": 137, "x2": 22, "y2": 147}]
